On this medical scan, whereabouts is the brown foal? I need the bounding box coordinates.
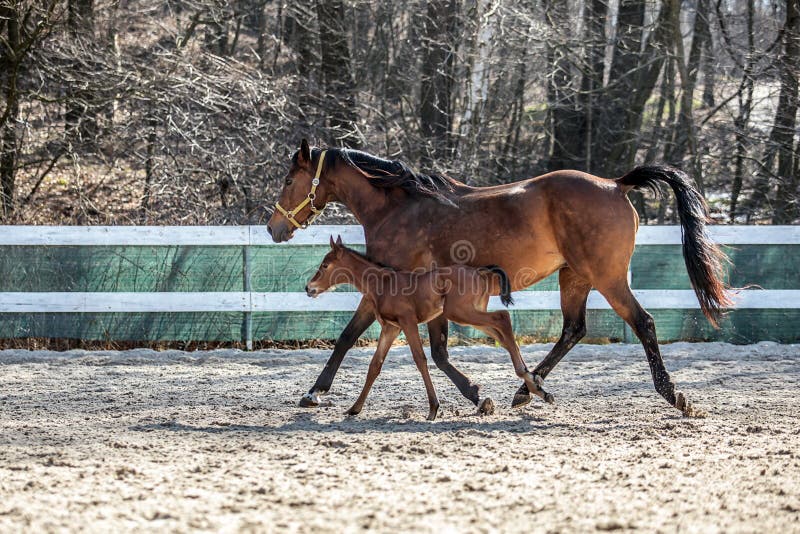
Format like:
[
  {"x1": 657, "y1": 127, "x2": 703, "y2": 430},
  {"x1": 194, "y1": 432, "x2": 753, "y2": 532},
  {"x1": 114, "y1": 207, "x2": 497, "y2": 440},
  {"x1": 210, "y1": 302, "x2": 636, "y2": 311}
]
[{"x1": 306, "y1": 236, "x2": 549, "y2": 420}]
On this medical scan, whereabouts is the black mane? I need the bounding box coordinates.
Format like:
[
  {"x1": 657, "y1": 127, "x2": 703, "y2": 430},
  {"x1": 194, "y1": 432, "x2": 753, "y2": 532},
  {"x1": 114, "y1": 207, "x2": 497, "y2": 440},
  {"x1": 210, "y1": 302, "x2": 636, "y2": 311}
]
[{"x1": 324, "y1": 148, "x2": 458, "y2": 206}]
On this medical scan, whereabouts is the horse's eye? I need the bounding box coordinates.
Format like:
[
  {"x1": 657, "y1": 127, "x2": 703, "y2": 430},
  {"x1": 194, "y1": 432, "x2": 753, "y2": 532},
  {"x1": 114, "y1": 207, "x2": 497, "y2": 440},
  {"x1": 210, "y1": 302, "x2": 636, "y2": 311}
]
[
  {"x1": 321, "y1": 263, "x2": 328, "y2": 269},
  {"x1": 285, "y1": 177, "x2": 293, "y2": 185}
]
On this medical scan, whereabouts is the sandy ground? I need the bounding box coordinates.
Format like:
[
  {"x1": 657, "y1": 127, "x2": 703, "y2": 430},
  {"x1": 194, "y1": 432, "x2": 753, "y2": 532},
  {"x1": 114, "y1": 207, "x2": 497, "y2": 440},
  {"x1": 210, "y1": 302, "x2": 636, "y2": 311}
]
[{"x1": 1, "y1": 342, "x2": 799, "y2": 533}]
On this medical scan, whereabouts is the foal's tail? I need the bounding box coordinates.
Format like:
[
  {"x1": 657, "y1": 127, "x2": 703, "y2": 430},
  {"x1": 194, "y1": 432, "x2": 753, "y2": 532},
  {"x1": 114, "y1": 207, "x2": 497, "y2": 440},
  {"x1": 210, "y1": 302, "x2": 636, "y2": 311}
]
[
  {"x1": 483, "y1": 265, "x2": 514, "y2": 307},
  {"x1": 616, "y1": 165, "x2": 732, "y2": 327}
]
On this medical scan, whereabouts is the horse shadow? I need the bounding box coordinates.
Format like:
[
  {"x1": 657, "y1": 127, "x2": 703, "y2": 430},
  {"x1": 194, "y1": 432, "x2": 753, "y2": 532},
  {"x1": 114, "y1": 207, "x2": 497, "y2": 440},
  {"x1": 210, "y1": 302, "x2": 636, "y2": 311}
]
[{"x1": 129, "y1": 407, "x2": 687, "y2": 436}]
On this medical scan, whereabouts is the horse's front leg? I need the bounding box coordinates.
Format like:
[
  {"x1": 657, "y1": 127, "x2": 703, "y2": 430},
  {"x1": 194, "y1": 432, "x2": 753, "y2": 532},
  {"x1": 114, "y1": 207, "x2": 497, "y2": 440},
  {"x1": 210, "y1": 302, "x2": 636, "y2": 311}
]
[
  {"x1": 427, "y1": 316, "x2": 493, "y2": 413},
  {"x1": 299, "y1": 298, "x2": 376, "y2": 407}
]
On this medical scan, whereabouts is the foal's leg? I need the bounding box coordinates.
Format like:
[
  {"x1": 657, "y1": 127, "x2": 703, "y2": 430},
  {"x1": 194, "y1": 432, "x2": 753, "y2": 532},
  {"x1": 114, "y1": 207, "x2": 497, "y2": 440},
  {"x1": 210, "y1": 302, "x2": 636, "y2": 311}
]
[
  {"x1": 300, "y1": 298, "x2": 375, "y2": 407},
  {"x1": 451, "y1": 308, "x2": 553, "y2": 404},
  {"x1": 597, "y1": 280, "x2": 699, "y2": 416},
  {"x1": 513, "y1": 267, "x2": 592, "y2": 408},
  {"x1": 427, "y1": 317, "x2": 485, "y2": 408},
  {"x1": 347, "y1": 325, "x2": 401, "y2": 416},
  {"x1": 402, "y1": 322, "x2": 440, "y2": 421}
]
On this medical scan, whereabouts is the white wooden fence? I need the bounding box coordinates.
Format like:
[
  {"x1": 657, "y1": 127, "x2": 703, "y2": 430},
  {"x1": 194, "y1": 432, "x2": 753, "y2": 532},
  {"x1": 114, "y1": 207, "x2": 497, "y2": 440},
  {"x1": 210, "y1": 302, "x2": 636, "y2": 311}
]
[{"x1": 0, "y1": 224, "x2": 797, "y2": 314}]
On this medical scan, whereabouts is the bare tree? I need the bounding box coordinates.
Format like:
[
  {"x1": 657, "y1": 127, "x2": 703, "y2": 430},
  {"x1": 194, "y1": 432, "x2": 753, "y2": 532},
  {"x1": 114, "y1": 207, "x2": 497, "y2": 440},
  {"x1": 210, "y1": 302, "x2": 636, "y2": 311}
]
[
  {"x1": 420, "y1": 0, "x2": 459, "y2": 163},
  {"x1": 750, "y1": 0, "x2": 800, "y2": 223},
  {"x1": 316, "y1": 0, "x2": 359, "y2": 147},
  {"x1": 0, "y1": 0, "x2": 796, "y2": 225},
  {"x1": 0, "y1": 0, "x2": 58, "y2": 218}
]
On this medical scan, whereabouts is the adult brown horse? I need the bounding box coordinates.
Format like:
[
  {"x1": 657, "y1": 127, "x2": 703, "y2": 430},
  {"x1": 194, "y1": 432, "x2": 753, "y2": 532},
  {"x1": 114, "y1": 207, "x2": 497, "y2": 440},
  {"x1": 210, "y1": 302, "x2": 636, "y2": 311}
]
[{"x1": 267, "y1": 139, "x2": 729, "y2": 415}]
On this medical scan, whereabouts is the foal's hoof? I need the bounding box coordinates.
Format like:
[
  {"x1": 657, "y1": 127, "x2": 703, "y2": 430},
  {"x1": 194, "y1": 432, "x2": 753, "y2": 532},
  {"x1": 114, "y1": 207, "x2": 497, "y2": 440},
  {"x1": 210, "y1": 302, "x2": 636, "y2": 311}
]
[
  {"x1": 346, "y1": 406, "x2": 362, "y2": 417},
  {"x1": 544, "y1": 392, "x2": 555, "y2": 404},
  {"x1": 511, "y1": 391, "x2": 532, "y2": 409},
  {"x1": 299, "y1": 392, "x2": 321, "y2": 408},
  {"x1": 478, "y1": 397, "x2": 495, "y2": 416},
  {"x1": 427, "y1": 405, "x2": 440, "y2": 421}
]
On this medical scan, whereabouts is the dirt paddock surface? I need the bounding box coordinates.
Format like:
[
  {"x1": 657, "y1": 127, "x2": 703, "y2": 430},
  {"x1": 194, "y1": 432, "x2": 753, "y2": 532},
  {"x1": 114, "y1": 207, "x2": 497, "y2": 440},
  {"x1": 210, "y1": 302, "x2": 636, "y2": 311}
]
[{"x1": 1, "y1": 342, "x2": 799, "y2": 533}]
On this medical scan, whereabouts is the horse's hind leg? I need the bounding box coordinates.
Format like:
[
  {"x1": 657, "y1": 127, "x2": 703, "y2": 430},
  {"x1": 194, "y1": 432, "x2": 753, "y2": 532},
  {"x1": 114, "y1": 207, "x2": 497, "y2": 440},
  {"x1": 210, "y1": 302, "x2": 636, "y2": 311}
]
[
  {"x1": 597, "y1": 281, "x2": 699, "y2": 416},
  {"x1": 402, "y1": 322, "x2": 440, "y2": 421},
  {"x1": 347, "y1": 324, "x2": 400, "y2": 416},
  {"x1": 428, "y1": 316, "x2": 485, "y2": 409},
  {"x1": 513, "y1": 267, "x2": 592, "y2": 408}
]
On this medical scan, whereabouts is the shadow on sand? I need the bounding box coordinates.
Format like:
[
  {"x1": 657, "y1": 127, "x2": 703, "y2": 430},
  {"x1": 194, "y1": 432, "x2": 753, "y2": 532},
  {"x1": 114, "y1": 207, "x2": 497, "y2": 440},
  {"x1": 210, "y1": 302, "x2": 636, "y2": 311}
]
[{"x1": 129, "y1": 407, "x2": 687, "y2": 436}]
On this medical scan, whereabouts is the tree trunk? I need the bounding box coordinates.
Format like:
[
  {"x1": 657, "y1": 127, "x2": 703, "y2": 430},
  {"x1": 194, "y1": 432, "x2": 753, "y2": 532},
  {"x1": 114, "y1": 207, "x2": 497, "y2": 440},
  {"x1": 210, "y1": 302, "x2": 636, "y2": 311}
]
[
  {"x1": 750, "y1": 0, "x2": 800, "y2": 223},
  {"x1": 661, "y1": 0, "x2": 708, "y2": 195},
  {"x1": 546, "y1": 0, "x2": 583, "y2": 171},
  {"x1": 0, "y1": 3, "x2": 20, "y2": 219},
  {"x1": 729, "y1": 0, "x2": 755, "y2": 222},
  {"x1": 204, "y1": 0, "x2": 229, "y2": 56},
  {"x1": 497, "y1": 58, "x2": 528, "y2": 180},
  {"x1": 594, "y1": 0, "x2": 674, "y2": 177},
  {"x1": 460, "y1": 0, "x2": 496, "y2": 155},
  {"x1": 283, "y1": 4, "x2": 315, "y2": 76},
  {"x1": 419, "y1": 0, "x2": 459, "y2": 164},
  {"x1": 667, "y1": 0, "x2": 709, "y2": 171},
  {"x1": 700, "y1": 17, "x2": 716, "y2": 108},
  {"x1": 591, "y1": 0, "x2": 645, "y2": 174},
  {"x1": 65, "y1": 0, "x2": 98, "y2": 147},
  {"x1": 774, "y1": 0, "x2": 800, "y2": 223},
  {"x1": 141, "y1": 115, "x2": 158, "y2": 218},
  {"x1": 580, "y1": 0, "x2": 608, "y2": 172},
  {"x1": 316, "y1": 0, "x2": 360, "y2": 147}
]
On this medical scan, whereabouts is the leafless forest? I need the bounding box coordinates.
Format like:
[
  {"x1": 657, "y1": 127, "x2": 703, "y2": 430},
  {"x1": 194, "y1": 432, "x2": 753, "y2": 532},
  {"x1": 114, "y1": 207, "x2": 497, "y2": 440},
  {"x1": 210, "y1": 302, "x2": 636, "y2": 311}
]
[{"x1": 0, "y1": 0, "x2": 798, "y2": 225}]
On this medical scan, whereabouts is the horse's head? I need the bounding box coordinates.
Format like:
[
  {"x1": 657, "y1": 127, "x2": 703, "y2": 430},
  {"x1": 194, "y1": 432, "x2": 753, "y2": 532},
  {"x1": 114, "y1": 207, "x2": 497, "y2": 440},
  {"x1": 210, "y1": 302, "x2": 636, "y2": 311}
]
[
  {"x1": 305, "y1": 235, "x2": 347, "y2": 297},
  {"x1": 267, "y1": 139, "x2": 333, "y2": 242}
]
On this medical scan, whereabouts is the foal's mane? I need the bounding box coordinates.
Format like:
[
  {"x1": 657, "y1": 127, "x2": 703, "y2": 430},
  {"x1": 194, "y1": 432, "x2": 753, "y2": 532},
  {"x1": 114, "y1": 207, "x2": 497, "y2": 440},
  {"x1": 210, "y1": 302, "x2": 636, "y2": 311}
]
[
  {"x1": 322, "y1": 148, "x2": 460, "y2": 206},
  {"x1": 339, "y1": 245, "x2": 392, "y2": 270}
]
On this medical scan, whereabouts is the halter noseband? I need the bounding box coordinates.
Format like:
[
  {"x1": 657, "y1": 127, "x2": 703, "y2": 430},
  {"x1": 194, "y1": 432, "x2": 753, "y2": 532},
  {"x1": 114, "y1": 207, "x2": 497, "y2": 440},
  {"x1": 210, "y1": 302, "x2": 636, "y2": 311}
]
[{"x1": 275, "y1": 150, "x2": 327, "y2": 229}]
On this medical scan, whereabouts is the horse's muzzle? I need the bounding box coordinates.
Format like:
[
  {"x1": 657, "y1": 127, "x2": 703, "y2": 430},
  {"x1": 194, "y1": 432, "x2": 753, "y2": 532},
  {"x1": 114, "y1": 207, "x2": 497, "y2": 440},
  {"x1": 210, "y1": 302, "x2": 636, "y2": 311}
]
[{"x1": 267, "y1": 222, "x2": 292, "y2": 243}]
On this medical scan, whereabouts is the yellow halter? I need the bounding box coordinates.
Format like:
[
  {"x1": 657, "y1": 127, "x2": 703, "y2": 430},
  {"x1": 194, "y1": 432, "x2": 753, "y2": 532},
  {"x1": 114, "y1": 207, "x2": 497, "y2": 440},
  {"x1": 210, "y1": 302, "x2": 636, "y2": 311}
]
[{"x1": 275, "y1": 150, "x2": 327, "y2": 229}]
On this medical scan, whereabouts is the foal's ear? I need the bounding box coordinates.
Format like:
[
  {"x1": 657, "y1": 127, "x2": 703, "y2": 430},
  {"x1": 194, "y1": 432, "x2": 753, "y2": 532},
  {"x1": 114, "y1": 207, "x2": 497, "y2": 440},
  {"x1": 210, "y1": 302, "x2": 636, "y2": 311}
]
[
  {"x1": 299, "y1": 139, "x2": 311, "y2": 165},
  {"x1": 335, "y1": 235, "x2": 343, "y2": 247},
  {"x1": 329, "y1": 235, "x2": 336, "y2": 249}
]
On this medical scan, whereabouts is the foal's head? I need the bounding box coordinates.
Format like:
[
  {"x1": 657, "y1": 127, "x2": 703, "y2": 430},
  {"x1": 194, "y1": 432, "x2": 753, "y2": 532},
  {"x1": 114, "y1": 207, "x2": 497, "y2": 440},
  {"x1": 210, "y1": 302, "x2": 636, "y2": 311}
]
[{"x1": 306, "y1": 235, "x2": 350, "y2": 297}]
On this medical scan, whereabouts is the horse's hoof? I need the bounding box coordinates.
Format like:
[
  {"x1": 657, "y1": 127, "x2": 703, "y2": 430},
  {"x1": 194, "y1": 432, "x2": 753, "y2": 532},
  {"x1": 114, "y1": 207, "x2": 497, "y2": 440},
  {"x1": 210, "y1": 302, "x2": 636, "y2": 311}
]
[
  {"x1": 544, "y1": 392, "x2": 555, "y2": 404},
  {"x1": 478, "y1": 397, "x2": 495, "y2": 416},
  {"x1": 427, "y1": 405, "x2": 440, "y2": 421},
  {"x1": 511, "y1": 391, "x2": 532, "y2": 409},
  {"x1": 299, "y1": 392, "x2": 321, "y2": 408},
  {"x1": 675, "y1": 391, "x2": 707, "y2": 418},
  {"x1": 346, "y1": 407, "x2": 361, "y2": 416}
]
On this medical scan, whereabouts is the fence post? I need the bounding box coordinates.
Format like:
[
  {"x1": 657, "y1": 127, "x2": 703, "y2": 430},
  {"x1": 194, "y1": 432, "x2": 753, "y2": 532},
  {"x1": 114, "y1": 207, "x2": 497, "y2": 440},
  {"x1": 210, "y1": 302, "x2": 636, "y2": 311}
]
[{"x1": 243, "y1": 229, "x2": 254, "y2": 351}]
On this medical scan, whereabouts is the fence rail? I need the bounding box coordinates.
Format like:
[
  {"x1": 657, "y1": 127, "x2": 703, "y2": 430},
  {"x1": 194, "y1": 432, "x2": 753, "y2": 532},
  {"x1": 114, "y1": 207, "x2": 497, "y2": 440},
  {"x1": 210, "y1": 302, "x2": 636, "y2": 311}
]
[
  {"x1": 0, "y1": 225, "x2": 798, "y2": 344},
  {"x1": 2, "y1": 224, "x2": 799, "y2": 246}
]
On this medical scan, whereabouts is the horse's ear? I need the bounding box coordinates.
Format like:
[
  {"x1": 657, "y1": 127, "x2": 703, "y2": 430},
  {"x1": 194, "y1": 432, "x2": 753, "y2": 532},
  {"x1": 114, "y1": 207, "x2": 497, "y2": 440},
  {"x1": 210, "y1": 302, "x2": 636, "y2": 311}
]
[
  {"x1": 329, "y1": 235, "x2": 336, "y2": 248},
  {"x1": 299, "y1": 139, "x2": 311, "y2": 164},
  {"x1": 336, "y1": 235, "x2": 343, "y2": 247}
]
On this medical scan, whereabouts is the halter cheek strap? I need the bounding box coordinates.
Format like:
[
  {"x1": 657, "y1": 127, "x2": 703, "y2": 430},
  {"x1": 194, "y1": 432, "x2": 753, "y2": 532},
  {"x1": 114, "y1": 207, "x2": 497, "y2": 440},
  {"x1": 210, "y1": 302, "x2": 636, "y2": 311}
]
[{"x1": 275, "y1": 150, "x2": 327, "y2": 229}]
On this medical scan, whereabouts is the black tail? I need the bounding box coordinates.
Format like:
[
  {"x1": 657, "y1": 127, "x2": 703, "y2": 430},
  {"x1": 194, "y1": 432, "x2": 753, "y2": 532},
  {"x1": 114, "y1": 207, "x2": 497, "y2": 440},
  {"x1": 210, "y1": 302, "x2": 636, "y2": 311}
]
[
  {"x1": 616, "y1": 165, "x2": 731, "y2": 327},
  {"x1": 484, "y1": 265, "x2": 514, "y2": 307}
]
